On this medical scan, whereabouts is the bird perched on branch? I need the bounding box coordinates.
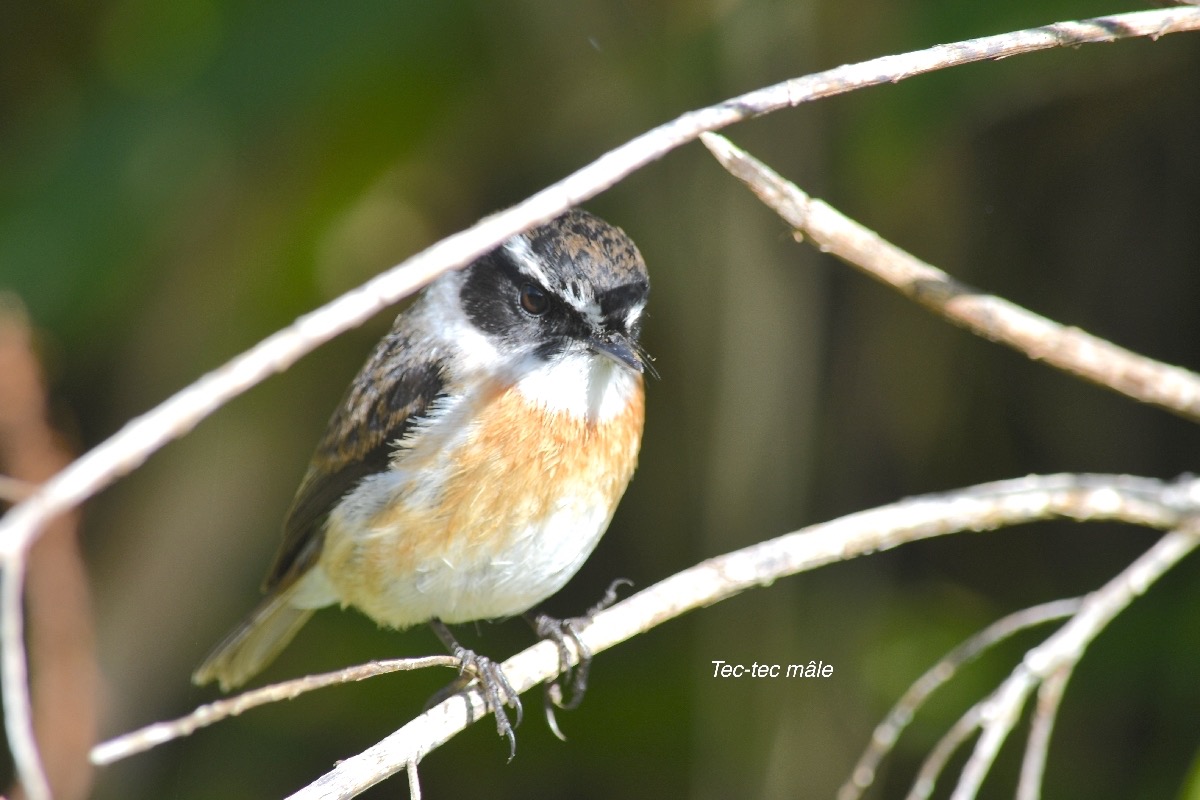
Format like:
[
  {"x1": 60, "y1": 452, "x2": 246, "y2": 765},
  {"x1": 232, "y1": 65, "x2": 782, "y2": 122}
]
[{"x1": 193, "y1": 209, "x2": 651, "y2": 753}]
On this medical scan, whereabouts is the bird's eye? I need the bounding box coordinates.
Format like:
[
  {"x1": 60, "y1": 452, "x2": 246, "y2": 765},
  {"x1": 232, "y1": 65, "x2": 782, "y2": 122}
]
[{"x1": 519, "y1": 283, "x2": 549, "y2": 316}]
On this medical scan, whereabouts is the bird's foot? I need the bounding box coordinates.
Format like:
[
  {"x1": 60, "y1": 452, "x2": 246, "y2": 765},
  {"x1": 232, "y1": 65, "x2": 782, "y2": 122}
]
[
  {"x1": 428, "y1": 620, "x2": 522, "y2": 760},
  {"x1": 528, "y1": 578, "x2": 632, "y2": 738}
]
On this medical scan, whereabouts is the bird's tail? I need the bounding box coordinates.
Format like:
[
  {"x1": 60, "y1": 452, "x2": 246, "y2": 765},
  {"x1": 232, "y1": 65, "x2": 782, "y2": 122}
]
[{"x1": 192, "y1": 589, "x2": 314, "y2": 691}]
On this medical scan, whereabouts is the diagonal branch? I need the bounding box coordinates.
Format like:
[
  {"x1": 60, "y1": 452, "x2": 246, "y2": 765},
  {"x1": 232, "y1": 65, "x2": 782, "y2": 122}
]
[
  {"x1": 699, "y1": 132, "x2": 1200, "y2": 423},
  {"x1": 90, "y1": 656, "x2": 459, "y2": 766}
]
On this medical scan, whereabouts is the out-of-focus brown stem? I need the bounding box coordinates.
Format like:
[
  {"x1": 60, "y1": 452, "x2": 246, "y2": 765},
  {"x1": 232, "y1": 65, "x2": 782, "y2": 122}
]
[{"x1": 0, "y1": 301, "x2": 97, "y2": 800}]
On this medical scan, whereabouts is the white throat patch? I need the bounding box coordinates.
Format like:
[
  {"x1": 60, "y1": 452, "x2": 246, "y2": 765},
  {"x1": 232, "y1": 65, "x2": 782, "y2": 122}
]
[{"x1": 515, "y1": 350, "x2": 639, "y2": 423}]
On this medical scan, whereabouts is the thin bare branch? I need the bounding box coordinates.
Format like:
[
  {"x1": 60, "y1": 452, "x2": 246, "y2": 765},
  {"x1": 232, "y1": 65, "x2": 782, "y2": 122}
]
[
  {"x1": 949, "y1": 525, "x2": 1200, "y2": 800},
  {"x1": 700, "y1": 132, "x2": 1200, "y2": 423},
  {"x1": 406, "y1": 761, "x2": 421, "y2": 800},
  {"x1": 1016, "y1": 664, "x2": 1073, "y2": 800},
  {"x1": 1, "y1": 551, "x2": 44, "y2": 800},
  {"x1": 286, "y1": 473, "x2": 1200, "y2": 799},
  {"x1": 906, "y1": 700, "x2": 986, "y2": 800},
  {"x1": 90, "y1": 656, "x2": 458, "y2": 766},
  {"x1": 838, "y1": 598, "x2": 1084, "y2": 800}
]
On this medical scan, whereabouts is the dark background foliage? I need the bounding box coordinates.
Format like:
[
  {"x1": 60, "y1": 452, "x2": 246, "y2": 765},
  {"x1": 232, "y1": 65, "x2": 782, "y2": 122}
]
[{"x1": 2, "y1": 1, "x2": 1199, "y2": 797}]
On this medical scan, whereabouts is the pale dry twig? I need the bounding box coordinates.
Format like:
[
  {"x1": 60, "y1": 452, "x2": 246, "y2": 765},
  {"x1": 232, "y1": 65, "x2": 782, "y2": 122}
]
[
  {"x1": 90, "y1": 656, "x2": 458, "y2": 766},
  {"x1": 699, "y1": 132, "x2": 1200, "y2": 423}
]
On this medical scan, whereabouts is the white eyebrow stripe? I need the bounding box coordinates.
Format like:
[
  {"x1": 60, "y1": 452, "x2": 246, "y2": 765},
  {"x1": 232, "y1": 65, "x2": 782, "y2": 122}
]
[
  {"x1": 564, "y1": 292, "x2": 603, "y2": 326},
  {"x1": 503, "y1": 236, "x2": 552, "y2": 287},
  {"x1": 624, "y1": 301, "x2": 645, "y2": 331}
]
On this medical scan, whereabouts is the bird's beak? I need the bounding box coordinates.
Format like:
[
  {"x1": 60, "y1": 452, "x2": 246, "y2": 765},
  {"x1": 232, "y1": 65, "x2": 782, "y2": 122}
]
[{"x1": 589, "y1": 332, "x2": 643, "y2": 373}]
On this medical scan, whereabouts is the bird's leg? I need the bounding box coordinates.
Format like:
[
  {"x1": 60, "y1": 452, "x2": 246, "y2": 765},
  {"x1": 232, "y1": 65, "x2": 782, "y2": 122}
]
[
  {"x1": 427, "y1": 619, "x2": 522, "y2": 760},
  {"x1": 526, "y1": 578, "x2": 632, "y2": 738}
]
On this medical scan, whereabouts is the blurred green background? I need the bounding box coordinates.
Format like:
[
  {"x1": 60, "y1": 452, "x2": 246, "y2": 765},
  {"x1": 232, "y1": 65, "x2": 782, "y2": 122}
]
[{"x1": 3, "y1": 1, "x2": 1200, "y2": 797}]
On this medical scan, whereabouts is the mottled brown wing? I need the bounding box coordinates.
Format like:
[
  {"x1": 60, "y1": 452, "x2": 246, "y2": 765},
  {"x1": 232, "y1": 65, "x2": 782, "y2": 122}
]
[{"x1": 262, "y1": 329, "x2": 446, "y2": 593}]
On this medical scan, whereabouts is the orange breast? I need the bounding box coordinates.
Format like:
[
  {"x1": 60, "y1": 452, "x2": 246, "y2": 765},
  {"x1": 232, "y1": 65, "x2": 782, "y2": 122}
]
[{"x1": 321, "y1": 376, "x2": 645, "y2": 628}]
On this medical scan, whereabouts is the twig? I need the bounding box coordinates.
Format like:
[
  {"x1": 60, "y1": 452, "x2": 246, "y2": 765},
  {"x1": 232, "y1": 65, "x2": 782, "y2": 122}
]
[
  {"x1": 948, "y1": 524, "x2": 1200, "y2": 800},
  {"x1": 1016, "y1": 664, "x2": 1072, "y2": 800},
  {"x1": 406, "y1": 761, "x2": 421, "y2": 800},
  {"x1": 90, "y1": 656, "x2": 458, "y2": 766},
  {"x1": 286, "y1": 473, "x2": 1200, "y2": 799},
  {"x1": 699, "y1": 132, "x2": 1200, "y2": 423},
  {"x1": 907, "y1": 700, "x2": 986, "y2": 800},
  {"x1": 3, "y1": 8, "x2": 1197, "y2": 795},
  {"x1": 837, "y1": 598, "x2": 1084, "y2": 800},
  {"x1": 1, "y1": 551, "x2": 43, "y2": 800}
]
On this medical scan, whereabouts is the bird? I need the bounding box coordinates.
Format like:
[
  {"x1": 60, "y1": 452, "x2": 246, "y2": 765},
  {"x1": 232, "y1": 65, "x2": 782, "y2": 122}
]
[{"x1": 192, "y1": 208, "x2": 650, "y2": 751}]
